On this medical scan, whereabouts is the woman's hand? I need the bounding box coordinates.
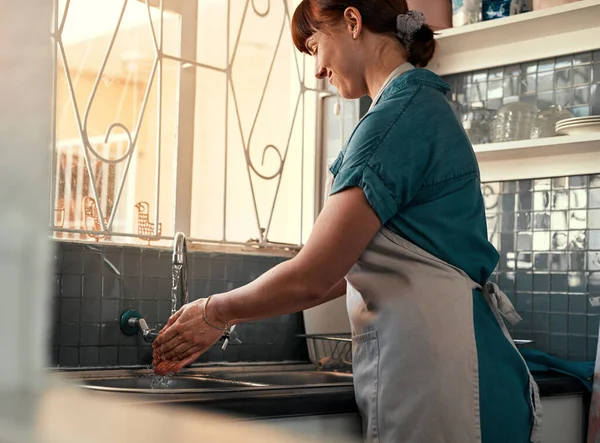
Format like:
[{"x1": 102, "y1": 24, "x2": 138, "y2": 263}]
[{"x1": 151, "y1": 298, "x2": 225, "y2": 375}]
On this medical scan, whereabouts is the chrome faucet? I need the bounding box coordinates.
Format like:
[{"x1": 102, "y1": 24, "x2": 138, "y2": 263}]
[
  {"x1": 119, "y1": 232, "x2": 241, "y2": 351},
  {"x1": 169, "y1": 232, "x2": 241, "y2": 350},
  {"x1": 120, "y1": 232, "x2": 190, "y2": 344},
  {"x1": 171, "y1": 231, "x2": 189, "y2": 314}
]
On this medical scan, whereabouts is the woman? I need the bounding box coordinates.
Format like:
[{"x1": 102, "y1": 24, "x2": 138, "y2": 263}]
[{"x1": 152, "y1": 1, "x2": 541, "y2": 441}]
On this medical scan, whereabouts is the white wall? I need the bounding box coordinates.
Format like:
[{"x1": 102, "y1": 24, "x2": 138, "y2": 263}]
[{"x1": 0, "y1": 0, "x2": 54, "y2": 437}]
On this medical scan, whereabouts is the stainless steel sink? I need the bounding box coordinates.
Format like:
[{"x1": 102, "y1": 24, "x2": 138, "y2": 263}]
[
  {"x1": 78, "y1": 375, "x2": 267, "y2": 394},
  {"x1": 216, "y1": 371, "x2": 353, "y2": 386},
  {"x1": 71, "y1": 366, "x2": 354, "y2": 394}
]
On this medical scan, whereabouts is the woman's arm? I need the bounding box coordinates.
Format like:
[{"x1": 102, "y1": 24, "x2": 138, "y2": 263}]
[
  {"x1": 321, "y1": 278, "x2": 348, "y2": 304},
  {"x1": 210, "y1": 187, "x2": 378, "y2": 324},
  {"x1": 152, "y1": 187, "x2": 379, "y2": 367}
]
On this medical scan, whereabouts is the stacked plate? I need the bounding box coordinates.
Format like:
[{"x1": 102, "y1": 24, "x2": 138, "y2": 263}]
[{"x1": 555, "y1": 116, "x2": 600, "y2": 135}]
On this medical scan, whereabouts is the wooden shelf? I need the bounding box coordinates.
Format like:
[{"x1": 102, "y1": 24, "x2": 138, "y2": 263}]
[
  {"x1": 430, "y1": 0, "x2": 600, "y2": 76},
  {"x1": 474, "y1": 132, "x2": 600, "y2": 161},
  {"x1": 474, "y1": 132, "x2": 600, "y2": 181}
]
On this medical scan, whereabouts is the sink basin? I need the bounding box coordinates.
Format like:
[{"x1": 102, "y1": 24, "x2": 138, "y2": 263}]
[
  {"x1": 72, "y1": 368, "x2": 354, "y2": 394},
  {"x1": 79, "y1": 375, "x2": 266, "y2": 394},
  {"x1": 216, "y1": 371, "x2": 354, "y2": 386}
]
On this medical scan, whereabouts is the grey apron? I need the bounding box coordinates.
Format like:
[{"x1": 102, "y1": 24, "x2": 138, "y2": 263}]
[
  {"x1": 346, "y1": 228, "x2": 542, "y2": 442},
  {"x1": 326, "y1": 62, "x2": 541, "y2": 442}
]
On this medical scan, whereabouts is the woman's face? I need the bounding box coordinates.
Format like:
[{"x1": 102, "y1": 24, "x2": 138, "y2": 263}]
[{"x1": 306, "y1": 23, "x2": 366, "y2": 99}]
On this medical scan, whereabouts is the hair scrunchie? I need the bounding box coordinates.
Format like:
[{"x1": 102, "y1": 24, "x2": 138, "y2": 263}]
[{"x1": 396, "y1": 10, "x2": 426, "y2": 46}]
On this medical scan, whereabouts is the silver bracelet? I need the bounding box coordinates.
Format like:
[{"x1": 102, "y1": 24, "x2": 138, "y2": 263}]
[
  {"x1": 203, "y1": 295, "x2": 242, "y2": 350},
  {"x1": 202, "y1": 295, "x2": 230, "y2": 331}
]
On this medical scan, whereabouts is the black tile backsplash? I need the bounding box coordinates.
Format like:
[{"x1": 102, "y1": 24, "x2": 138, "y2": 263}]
[
  {"x1": 50, "y1": 242, "x2": 309, "y2": 367},
  {"x1": 444, "y1": 50, "x2": 600, "y2": 145},
  {"x1": 446, "y1": 50, "x2": 600, "y2": 117},
  {"x1": 483, "y1": 174, "x2": 600, "y2": 361},
  {"x1": 51, "y1": 176, "x2": 600, "y2": 365}
]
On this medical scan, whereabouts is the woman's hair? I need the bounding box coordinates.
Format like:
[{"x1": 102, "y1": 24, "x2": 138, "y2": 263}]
[{"x1": 291, "y1": 0, "x2": 436, "y2": 68}]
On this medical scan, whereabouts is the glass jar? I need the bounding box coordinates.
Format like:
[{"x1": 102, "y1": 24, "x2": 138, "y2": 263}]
[
  {"x1": 460, "y1": 108, "x2": 496, "y2": 144},
  {"x1": 491, "y1": 101, "x2": 539, "y2": 143}
]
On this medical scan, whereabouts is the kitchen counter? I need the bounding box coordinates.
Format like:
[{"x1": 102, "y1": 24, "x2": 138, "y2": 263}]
[
  {"x1": 60, "y1": 365, "x2": 590, "y2": 420},
  {"x1": 0, "y1": 369, "x2": 588, "y2": 443},
  {"x1": 1, "y1": 383, "x2": 346, "y2": 443},
  {"x1": 534, "y1": 371, "x2": 589, "y2": 398}
]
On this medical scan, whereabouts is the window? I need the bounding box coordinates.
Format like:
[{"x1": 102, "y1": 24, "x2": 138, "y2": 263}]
[
  {"x1": 54, "y1": 135, "x2": 136, "y2": 241},
  {"x1": 52, "y1": 0, "x2": 181, "y2": 246},
  {"x1": 51, "y1": 0, "x2": 334, "y2": 250},
  {"x1": 318, "y1": 89, "x2": 360, "y2": 209}
]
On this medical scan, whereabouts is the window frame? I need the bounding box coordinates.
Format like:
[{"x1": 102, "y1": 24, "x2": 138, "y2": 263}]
[{"x1": 50, "y1": 0, "x2": 330, "y2": 253}]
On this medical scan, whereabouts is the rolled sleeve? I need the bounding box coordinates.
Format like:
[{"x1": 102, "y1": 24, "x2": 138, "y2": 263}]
[
  {"x1": 329, "y1": 164, "x2": 398, "y2": 225},
  {"x1": 326, "y1": 94, "x2": 433, "y2": 227}
]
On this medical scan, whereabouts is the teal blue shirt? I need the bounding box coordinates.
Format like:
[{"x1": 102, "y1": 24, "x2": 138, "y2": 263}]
[{"x1": 330, "y1": 68, "x2": 499, "y2": 285}]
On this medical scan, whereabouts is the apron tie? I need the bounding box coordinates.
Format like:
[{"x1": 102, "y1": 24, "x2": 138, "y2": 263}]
[
  {"x1": 481, "y1": 281, "x2": 542, "y2": 442},
  {"x1": 483, "y1": 281, "x2": 522, "y2": 326}
]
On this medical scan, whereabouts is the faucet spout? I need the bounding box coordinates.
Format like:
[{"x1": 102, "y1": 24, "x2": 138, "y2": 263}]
[
  {"x1": 171, "y1": 232, "x2": 189, "y2": 314},
  {"x1": 173, "y1": 232, "x2": 187, "y2": 265}
]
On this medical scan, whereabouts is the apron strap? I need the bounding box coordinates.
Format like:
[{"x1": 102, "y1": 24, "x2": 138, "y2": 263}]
[
  {"x1": 479, "y1": 280, "x2": 543, "y2": 443},
  {"x1": 483, "y1": 282, "x2": 522, "y2": 326}
]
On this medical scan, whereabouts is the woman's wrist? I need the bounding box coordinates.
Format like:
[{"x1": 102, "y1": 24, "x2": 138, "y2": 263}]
[{"x1": 203, "y1": 294, "x2": 230, "y2": 329}]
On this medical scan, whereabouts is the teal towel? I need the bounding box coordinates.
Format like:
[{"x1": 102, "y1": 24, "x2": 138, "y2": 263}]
[{"x1": 520, "y1": 347, "x2": 594, "y2": 392}]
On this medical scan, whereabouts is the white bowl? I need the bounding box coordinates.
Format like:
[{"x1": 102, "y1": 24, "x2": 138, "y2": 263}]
[{"x1": 555, "y1": 122, "x2": 600, "y2": 135}]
